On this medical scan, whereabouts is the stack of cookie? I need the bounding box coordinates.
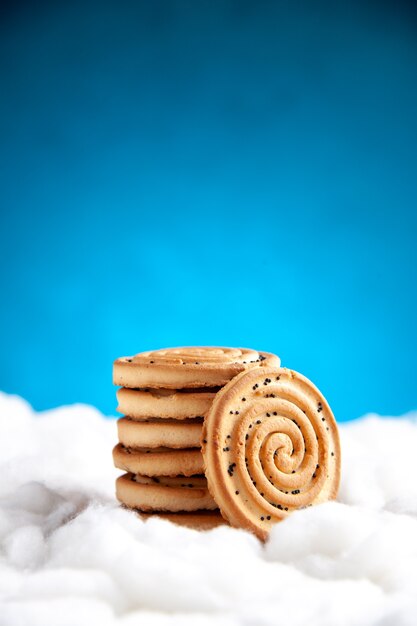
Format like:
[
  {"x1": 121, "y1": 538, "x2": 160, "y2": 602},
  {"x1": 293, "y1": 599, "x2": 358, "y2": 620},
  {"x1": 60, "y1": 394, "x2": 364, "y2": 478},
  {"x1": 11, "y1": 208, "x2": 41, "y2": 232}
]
[{"x1": 112, "y1": 347, "x2": 280, "y2": 530}]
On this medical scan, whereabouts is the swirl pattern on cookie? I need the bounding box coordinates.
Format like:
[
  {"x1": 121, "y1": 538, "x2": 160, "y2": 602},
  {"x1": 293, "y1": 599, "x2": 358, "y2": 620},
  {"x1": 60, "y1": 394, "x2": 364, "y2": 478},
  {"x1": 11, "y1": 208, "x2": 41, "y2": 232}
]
[
  {"x1": 116, "y1": 473, "x2": 217, "y2": 512},
  {"x1": 202, "y1": 367, "x2": 341, "y2": 540},
  {"x1": 117, "y1": 417, "x2": 203, "y2": 449},
  {"x1": 113, "y1": 347, "x2": 280, "y2": 389},
  {"x1": 113, "y1": 443, "x2": 204, "y2": 477}
]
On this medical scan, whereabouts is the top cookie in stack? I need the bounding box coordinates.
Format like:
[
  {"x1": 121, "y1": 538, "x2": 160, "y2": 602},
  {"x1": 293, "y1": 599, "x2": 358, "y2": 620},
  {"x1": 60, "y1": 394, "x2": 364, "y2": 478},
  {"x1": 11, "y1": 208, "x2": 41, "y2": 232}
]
[{"x1": 113, "y1": 347, "x2": 280, "y2": 530}]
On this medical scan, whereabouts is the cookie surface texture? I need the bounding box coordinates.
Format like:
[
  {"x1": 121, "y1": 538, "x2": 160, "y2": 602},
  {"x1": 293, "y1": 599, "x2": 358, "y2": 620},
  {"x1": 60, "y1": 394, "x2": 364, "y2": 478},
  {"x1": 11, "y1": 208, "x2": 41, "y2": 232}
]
[
  {"x1": 113, "y1": 347, "x2": 280, "y2": 389},
  {"x1": 202, "y1": 367, "x2": 341, "y2": 540}
]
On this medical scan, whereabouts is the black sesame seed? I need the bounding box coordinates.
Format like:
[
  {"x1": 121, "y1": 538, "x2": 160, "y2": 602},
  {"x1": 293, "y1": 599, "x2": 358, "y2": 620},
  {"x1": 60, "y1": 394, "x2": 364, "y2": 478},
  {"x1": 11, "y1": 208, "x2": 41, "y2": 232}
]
[
  {"x1": 235, "y1": 411, "x2": 239, "y2": 415},
  {"x1": 260, "y1": 516, "x2": 265, "y2": 521},
  {"x1": 249, "y1": 424, "x2": 252, "y2": 428},
  {"x1": 230, "y1": 411, "x2": 233, "y2": 415},
  {"x1": 273, "y1": 411, "x2": 277, "y2": 416},
  {"x1": 292, "y1": 489, "x2": 300, "y2": 495},
  {"x1": 266, "y1": 412, "x2": 270, "y2": 417},
  {"x1": 322, "y1": 417, "x2": 325, "y2": 421},
  {"x1": 285, "y1": 507, "x2": 288, "y2": 511},
  {"x1": 203, "y1": 439, "x2": 207, "y2": 444},
  {"x1": 312, "y1": 473, "x2": 316, "y2": 478},
  {"x1": 150, "y1": 360, "x2": 154, "y2": 364},
  {"x1": 235, "y1": 490, "x2": 239, "y2": 495},
  {"x1": 256, "y1": 419, "x2": 261, "y2": 424},
  {"x1": 126, "y1": 358, "x2": 132, "y2": 362},
  {"x1": 292, "y1": 470, "x2": 295, "y2": 474},
  {"x1": 245, "y1": 434, "x2": 249, "y2": 440},
  {"x1": 227, "y1": 435, "x2": 231, "y2": 439},
  {"x1": 331, "y1": 452, "x2": 334, "y2": 456},
  {"x1": 223, "y1": 447, "x2": 229, "y2": 452},
  {"x1": 276, "y1": 376, "x2": 280, "y2": 380},
  {"x1": 242, "y1": 397, "x2": 246, "y2": 402},
  {"x1": 228, "y1": 463, "x2": 236, "y2": 476},
  {"x1": 260, "y1": 492, "x2": 264, "y2": 496},
  {"x1": 266, "y1": 515, "x2": 271, "y2": 520}
]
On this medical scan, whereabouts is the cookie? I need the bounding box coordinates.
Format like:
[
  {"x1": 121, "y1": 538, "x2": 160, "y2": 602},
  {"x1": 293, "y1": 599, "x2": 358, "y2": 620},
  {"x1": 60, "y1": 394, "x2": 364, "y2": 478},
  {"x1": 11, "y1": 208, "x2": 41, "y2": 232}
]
[
  {"x1": 116, "y1": 387, "x2": 217, "y2": 419},
  {"x1": 117, "y1": 417, "x2": 203, "y2": 449},
  {"x1": 138, "y1": 510, "x2": 227, "y2": 530},
  {"x1": 113, "y1": 347, "x2": 280, "y2": 389},
  {"x1": 113, "y1": 443, "x2": 204, "y2": 477},
  {"x1": 116, "y1": 473, "x2": 217, "y2": 512},
  {"x1": 202, "y1": 367, "x2": 341, "y2": 540}
]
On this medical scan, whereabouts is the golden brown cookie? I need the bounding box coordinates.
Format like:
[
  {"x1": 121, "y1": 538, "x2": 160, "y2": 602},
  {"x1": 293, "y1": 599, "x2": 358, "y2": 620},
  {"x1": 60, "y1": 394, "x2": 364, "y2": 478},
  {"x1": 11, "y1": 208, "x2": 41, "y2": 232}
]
[
  {"x1": 202, "y1": 367, "x2": 341, "y2": 540},
  {"x1": 113, "y1": 347, "x2": 280, "y2": 389},
  {"x1": 117, "y1": 417, "x2": 203, "y2": 449},
  {"x1": 138, "y1": 510, "x2": 227, "y2": 530},
  {"x1": 116, "y1": 387, "x2": 217, "y2": 419},
  {"x1": 116, "y1": 473, "x2": 217, "y2": 512},
  {"x1": 113, "y1": 443, "x2": 204, "y2": 477}
]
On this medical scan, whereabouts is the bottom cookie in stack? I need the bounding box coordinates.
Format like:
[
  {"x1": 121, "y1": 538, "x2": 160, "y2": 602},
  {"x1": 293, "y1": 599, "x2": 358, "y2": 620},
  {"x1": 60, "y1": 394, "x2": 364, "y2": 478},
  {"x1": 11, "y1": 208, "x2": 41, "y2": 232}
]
[
  {"x1": 115, "y1": 473, "x2": 225, "y2": 530},
  {"x1": 113, "y1": 416, "x2": 227, "y2": 530}
]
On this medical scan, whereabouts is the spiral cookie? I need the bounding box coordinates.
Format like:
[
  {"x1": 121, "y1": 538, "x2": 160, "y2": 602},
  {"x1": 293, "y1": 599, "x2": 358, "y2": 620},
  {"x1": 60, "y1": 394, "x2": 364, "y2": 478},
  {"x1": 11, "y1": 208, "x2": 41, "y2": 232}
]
[
  {"x1": 113, "y1": 347, "x2": 280, "y2": 389},
  {"x1": 116, "y1": 387, "x2": 217, "y2": 419},
  {"x1": 117, "y1": 417, "x2": 203, "y2": 449},
  {"x1": 116, "y1": 473, "x2": 217, "y2": 512},
  {"x1": 202, "y1": 367, "x2": 341, "y2": 540},
  {"x1": 113, "y1": 443, "x2": 204, "y2": 477}
]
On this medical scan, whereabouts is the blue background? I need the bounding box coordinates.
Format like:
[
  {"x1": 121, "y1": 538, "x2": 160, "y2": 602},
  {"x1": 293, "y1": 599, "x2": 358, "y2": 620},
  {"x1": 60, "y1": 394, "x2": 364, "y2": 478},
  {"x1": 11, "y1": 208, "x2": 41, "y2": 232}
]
[{"x1": 0, "y1": 1, "x2": 416, "y2": 420}]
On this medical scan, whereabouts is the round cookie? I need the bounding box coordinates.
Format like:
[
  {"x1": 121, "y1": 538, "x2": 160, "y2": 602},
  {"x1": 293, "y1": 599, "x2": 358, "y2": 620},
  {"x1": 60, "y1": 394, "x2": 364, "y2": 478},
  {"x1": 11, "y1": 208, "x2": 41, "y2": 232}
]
[
  {"x1": 113, "y1": 443, "x2": 204, "y2": 477},
  {"x1": 113, "y1": 347, "x2": 280, "y2": 389},
  {"x1": 117, "y1": 417, "x2": 203, "y2": 449},
  {"x1": 202, "y1": 367, "x2": 341, "y2": 541},
  {"x1": 116, "y1": 387, "x2": 217, "y2": 419},
  {"x1": 116, "y1": 473, "x2": 217, "y2": 512},
  {"x1": 138, "y1": 510, "x2": 227, "y2": 530}
]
